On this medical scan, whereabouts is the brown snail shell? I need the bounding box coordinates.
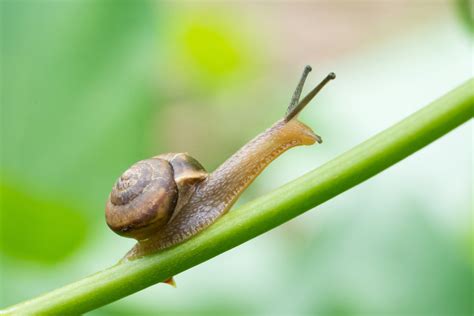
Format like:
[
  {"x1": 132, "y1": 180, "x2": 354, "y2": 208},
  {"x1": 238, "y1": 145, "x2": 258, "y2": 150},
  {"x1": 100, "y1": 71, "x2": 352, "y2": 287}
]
[{"x1": 105, "y1": 153, "x2": 207, "y2": 241}]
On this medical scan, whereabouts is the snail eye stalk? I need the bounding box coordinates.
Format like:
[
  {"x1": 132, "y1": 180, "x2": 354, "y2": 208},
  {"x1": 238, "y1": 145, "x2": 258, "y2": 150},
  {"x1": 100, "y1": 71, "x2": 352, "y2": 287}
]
[
  {"x1": 285, "y1": 69, "x2": 336, "y2": 122},
  {"x1": 287, "y1": 65, "x2": 312, "y2": 112}
]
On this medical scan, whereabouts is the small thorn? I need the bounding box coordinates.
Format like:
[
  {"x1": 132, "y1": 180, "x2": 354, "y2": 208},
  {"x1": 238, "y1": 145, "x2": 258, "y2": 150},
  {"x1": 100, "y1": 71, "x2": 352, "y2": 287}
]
[{"x1": 163, "y1": 277, "x2": 176, "y2": 288}]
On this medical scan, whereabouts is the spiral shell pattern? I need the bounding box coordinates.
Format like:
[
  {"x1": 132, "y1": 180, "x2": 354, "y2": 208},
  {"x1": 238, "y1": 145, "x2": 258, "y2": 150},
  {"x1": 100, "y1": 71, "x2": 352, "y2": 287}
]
[{"x1": 105, "y1": 158, "x2": 178, "y2": 240}]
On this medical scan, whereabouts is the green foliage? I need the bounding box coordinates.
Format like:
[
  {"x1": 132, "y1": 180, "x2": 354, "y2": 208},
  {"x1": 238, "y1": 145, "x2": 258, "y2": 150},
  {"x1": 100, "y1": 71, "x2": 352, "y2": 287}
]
[
  {"x1": 162, "y1": 11, "x2": 255, "y2": 91},
  {"x1": 289, "y1": 205, "x2": 473, "y2": 315},
  {"x1": 182, "y1": 19, "x2": 244, "y2": 77},
  {"x1": 0, "y1": 180, "x2": 86, "y2": 263},
  {"x1": 456, "y1": 0, "x2": 474, "y2": 34},
  {"x1": 0, "y1": 0, "x2": 157, "y2": 263},
  {"x1": 2, "y1": 79, "x2": 472, "y2": 315}
]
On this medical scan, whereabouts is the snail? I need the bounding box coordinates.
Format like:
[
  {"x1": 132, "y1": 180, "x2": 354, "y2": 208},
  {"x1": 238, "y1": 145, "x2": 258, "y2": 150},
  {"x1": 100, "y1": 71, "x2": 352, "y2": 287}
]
[{"x1": 106, "y1": 66, "x2": 335, "y2": 260}]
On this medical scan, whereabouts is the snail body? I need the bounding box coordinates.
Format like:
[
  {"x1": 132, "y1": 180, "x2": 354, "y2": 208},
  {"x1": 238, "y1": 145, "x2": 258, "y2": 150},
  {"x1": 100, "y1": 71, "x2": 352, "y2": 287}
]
[{"x1": 106, "y1": 67, "x2": 335, "y2": 259}]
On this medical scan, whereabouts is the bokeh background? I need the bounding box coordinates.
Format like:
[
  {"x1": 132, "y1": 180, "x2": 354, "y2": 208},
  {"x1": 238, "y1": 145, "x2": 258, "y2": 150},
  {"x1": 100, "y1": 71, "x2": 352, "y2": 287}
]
[{"x1": 1, "y1": 1, "x2": 472, "y2": 315}]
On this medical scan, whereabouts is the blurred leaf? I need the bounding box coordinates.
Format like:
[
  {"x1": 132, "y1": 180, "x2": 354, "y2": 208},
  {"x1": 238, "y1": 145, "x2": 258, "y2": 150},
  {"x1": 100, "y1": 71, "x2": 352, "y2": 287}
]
[
  {"x1": 282, "y1": 204, "x2": 473, "y2": 316},
  {"x1": 0, "y1": 0, "x2": 162, "y2": 270},
  {"x1": 165, "y1": 12, "x2": 252, "y2": 89},
  {"x1": 0, "y1": 1, "x2": 158, "y2": 217},
  {"x1": 455, "y1": 0, "x2": 474, "y2": 34},
  {"x1": 0, "y1": 180, "x2": 87, "y2": 264},
  {"x1": 91, "y1": 300, "x2": 253, "y2": 316},
  {"x1": 183, "y1": 21, "x2": 242, "y2": 76}
]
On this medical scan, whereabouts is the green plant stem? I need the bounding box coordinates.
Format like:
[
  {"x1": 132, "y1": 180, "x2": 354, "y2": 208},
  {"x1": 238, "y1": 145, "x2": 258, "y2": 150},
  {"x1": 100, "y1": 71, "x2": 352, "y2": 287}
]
[{"x1": 2, "y1": 80, "x2": 473, "y2": 315}]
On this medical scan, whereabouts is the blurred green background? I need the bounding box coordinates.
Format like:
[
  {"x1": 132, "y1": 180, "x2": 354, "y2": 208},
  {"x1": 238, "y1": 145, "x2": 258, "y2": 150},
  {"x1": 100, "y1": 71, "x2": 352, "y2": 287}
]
[{"x1": 0, "y1": 1, "x2": 472, "y2": 315}]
